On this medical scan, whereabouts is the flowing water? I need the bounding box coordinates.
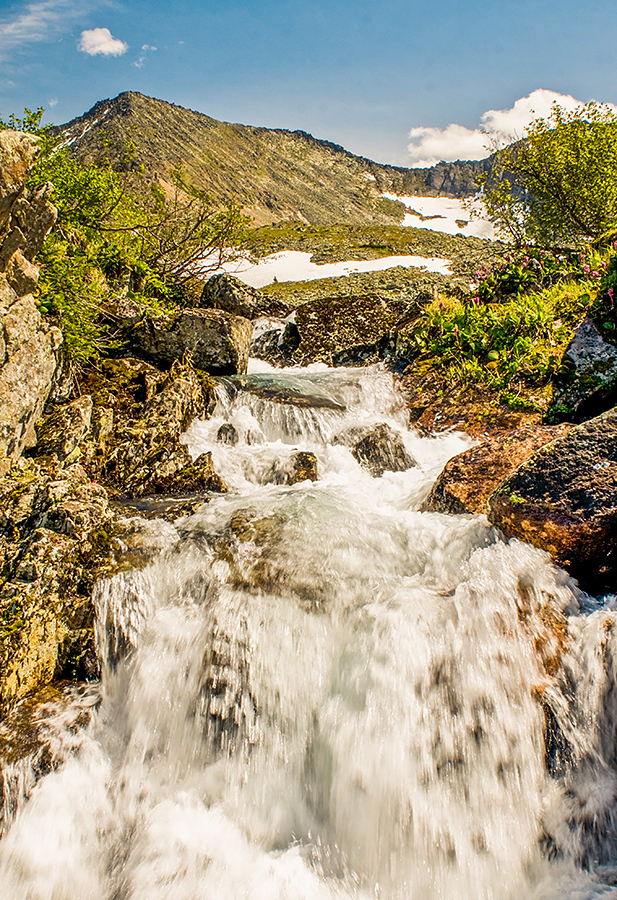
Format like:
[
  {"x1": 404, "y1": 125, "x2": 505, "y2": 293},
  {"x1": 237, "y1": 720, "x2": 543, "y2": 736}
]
[{"x1": 2, "y1": 361, "x2": 617, "y2": 899}]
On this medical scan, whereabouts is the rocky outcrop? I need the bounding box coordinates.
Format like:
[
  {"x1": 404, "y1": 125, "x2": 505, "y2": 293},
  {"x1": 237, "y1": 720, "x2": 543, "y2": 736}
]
[
  {"x1": 0, "y1": 458, "x2": 113, "y2": 715},
  {"x1": 351, "y1": 423, "x2": 416, "y2": 477},
  {"x1": 128, "y1": 307, "x2": 252, "y2": 375},
  {"x1": 78, "y1": 358, "x2": 225, "y2": 498},
  {"x1": 488, "y1": 408, "x2": 617, "y2": 594},
  {"x1": 423, "y1": 424, "x2": 571, "y2": 515},
  {"x1": 201, "y1": 273, "x2": 291, "y2": 319},
  {"x1": 0, "y1": 131, "x2": 60, "y2": 460},
  {"x1": 552, "y1": 318, "x2": 617, "y2": 420}
]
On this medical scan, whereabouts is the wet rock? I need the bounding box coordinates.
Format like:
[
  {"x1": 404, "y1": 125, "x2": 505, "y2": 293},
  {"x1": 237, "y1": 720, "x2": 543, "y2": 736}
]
[
  {"x1": 217, "y1": 423, "x2": 239, "y2": 445},
  {"x1": 352, "y1": 423, "x2": 415, "y2": 477},
  {"x1": 197, "y1": 507, "x2": 331, "y2": 610},
  {"x1": 423, "y1": 424, "x2": 571, "y2": 515},
  {"x1": 200, "y1": 273, "x2": 291, "y2": 319},
  {"x1": 552, "y1": 318, "x2": 617, "y2": 420},
  {"x1": 129, "y1": 307, "x2": 252, "y2": 375},
  {"x1": 488, "y1": 407, "x2": 617, "y2": 594},
  {"x1": 267, "y1": 451, "x2": 319, "y2": 485},
  {"x1": 288, "y1": 451, "x2": 318, "y2": 484},
  {"x1": 0, "y1": 684, "x2": 98, "y2": 836},
  {"x1": 250, "y1": 321, "x2": 301, "y2": 367}
]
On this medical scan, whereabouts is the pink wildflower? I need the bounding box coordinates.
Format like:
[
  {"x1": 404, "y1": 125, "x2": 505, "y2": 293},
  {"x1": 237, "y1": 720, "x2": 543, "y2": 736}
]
[{"x1": 583, "y1": 264, "x2": 591, "y2": 273}]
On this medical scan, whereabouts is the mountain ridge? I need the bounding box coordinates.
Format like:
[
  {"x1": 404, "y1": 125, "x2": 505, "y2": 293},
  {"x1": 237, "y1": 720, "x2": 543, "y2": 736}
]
[{"x1": 56, "y1": 92, "x2": 490, "y2": 227}]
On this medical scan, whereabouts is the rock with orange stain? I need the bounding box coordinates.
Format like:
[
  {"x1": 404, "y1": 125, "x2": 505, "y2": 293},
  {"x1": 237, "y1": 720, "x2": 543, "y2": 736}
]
[{"x1": 488, "y1": 407, "x2": 617, "y2": 595}]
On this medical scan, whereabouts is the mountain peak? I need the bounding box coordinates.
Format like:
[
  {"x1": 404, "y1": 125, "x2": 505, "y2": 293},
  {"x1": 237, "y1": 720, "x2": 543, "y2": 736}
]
[{"x1": 57, "y1": 94, "x2": 489, "y2": 226}]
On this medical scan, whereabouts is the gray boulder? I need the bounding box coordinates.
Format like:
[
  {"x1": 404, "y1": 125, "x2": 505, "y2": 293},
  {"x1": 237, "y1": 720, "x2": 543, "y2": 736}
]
[
  {"x1": 129, "y1": 307, "x2": 252, "y2": 375},
  {"x1": 201, "y1": 273, "x2": 291, "y2": 319},
  {"x1": 553, "y1": 318, "x2": 617, "y2": 419}
]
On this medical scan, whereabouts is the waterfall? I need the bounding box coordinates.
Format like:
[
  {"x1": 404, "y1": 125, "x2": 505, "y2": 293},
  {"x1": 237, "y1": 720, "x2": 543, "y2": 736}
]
[{"x1": 1, "y1": 361, "x2": 617, "y2": 900}]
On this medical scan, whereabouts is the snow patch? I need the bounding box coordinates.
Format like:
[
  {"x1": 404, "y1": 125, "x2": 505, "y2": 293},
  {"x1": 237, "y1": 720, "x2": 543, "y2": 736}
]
[
  {"x1": 383, "y1": 193, "x2": 497, "y2": 241},
  {"x1": 214, "y1": 249, "x2": 452, "y2": 288}
]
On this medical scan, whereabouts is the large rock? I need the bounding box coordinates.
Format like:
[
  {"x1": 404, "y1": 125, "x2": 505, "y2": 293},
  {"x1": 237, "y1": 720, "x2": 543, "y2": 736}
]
[
  {"x1": 129, "y1": 307, "x2": 252, "y2": 375},
  {"x1": 488, "y1": 408, "x2": 617, "y2": 594},
  {"x1": 552, "y1": 318, "x2": 617, "y2": 420},
  {"x1": 293, "y1": 294, "x2": 401, "y2": 367},
  {"x1": 201, "y1": 273, "x2": 291, "y2": 319},
  {"x1": 423, "y1": 424, "x2": 571, "y2": 515}
]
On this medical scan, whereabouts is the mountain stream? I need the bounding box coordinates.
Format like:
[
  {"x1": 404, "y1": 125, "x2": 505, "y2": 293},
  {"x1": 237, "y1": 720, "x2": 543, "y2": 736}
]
[{"x1": 2, "y1": 361, "x2": 617, "y2": 900}]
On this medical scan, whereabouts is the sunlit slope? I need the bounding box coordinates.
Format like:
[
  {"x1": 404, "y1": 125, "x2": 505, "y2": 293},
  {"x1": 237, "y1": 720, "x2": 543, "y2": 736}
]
[{"x1": 57, "y1": 91, "x2": 489, "y2": 226}]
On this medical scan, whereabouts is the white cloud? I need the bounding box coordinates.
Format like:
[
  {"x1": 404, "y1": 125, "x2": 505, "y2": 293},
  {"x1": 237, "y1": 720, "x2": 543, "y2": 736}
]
[
  {"x1": 0, "y1": 0, "x2": 84, "y2": 59},
  {"x1": 48, "y1": 97, "x2": 58, "y2": 107},
  {"x1": 407, "y1": 89, "x2": 617, "y2": 167},
  {"x1": 133, "y1": 43, "x2": 156, "y2": 68},
  {"x1": 78, "y1": 26, "x2": 127, "y2": 56}
]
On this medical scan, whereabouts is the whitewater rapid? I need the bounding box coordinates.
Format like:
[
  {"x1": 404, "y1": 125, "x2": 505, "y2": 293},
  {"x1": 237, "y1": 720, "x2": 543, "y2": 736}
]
[{"x1": 1, "y1": 362, "x2": 617, "y2": 900}]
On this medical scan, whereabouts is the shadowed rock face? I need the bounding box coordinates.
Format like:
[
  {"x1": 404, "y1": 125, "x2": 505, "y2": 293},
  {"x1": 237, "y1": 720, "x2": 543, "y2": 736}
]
[
  {"x1": 0, "y1": 131, "x2": 60, "y2": 460},
  {"x1": 488, "y1": 408, "x2": 617, "y2": 595},
  {"x1": 423, "y1": 424, "x2": 571, "y2": 516},
  {"x1": 352, "y1": 423, "x2": 416, "y2": 477}
]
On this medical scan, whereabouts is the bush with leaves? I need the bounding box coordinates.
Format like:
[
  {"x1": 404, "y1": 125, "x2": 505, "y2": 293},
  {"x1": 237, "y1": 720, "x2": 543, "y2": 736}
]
[
  {"x1": 472, "y1": 246, "x2": 606, "y2": 303},
  {"x1": 405, "y1": 279, "x2": 602, "y2": 408},
  {"x1": 481, "y1": 101, "x2": 617, "y2": 247}
]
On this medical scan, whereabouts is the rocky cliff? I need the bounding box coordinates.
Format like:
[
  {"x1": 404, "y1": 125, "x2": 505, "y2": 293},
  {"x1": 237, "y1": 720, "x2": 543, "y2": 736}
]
[{"x1": 0, "y1": 132, "x2": 60, "y2": 461}]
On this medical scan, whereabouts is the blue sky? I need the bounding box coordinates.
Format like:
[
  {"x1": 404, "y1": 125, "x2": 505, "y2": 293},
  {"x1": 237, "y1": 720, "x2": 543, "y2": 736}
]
[{"x1": 0, "y1": 0, "x2": 616, "y2": 166}]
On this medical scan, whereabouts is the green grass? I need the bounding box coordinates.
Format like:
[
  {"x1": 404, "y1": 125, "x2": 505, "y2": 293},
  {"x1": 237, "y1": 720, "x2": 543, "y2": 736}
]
[{"x1": 405, "y1": 281, "x2": 599, "y2": 407}]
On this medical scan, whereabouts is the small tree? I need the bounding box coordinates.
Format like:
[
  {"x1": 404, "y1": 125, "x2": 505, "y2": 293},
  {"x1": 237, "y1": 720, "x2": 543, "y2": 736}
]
[{"x1": 481, "y1": 101, "x2": 617, "y2": 247}]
